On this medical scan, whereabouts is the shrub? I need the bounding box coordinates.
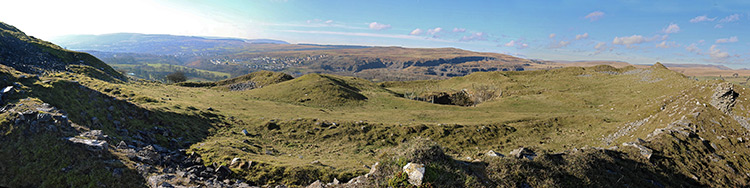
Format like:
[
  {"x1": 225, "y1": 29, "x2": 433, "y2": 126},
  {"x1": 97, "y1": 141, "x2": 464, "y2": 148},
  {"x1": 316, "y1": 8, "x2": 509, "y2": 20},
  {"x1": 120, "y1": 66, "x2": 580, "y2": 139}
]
[{"x1": 166, "y1": 71, "x2": 187, "y2": 83}]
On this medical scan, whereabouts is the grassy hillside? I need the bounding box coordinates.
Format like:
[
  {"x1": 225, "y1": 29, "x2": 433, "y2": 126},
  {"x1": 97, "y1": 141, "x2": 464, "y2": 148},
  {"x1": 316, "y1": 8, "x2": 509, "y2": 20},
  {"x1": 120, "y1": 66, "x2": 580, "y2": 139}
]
[{"x1": 56, "y1": 61, "x2": 743, "y2": 186}]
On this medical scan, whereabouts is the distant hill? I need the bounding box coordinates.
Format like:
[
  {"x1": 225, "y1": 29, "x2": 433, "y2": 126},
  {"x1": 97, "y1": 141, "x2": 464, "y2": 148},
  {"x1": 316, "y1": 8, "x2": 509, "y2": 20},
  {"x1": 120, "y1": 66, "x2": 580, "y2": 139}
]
[
  {"x1": 50, "y1": 33, "x2": 289, "y2": 55},
  {"x1": 662, "y1": 63, "x2": 732, "y2": 70},
  {"x1": 0, "y1": 22, "x2": 123, "y2": 80}
]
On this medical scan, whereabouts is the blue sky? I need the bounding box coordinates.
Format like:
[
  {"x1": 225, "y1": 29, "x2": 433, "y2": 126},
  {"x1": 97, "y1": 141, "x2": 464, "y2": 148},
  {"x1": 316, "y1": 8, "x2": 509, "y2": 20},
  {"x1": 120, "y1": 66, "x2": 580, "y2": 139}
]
[{"x1": 1, "y1": 0, "x2": 749, "y2": 67}]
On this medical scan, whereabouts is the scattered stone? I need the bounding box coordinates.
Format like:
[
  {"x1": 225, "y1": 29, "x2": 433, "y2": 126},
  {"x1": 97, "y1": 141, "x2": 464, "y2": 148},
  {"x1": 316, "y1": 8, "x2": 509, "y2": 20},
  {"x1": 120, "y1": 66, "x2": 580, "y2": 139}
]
[
  {"x1": 622, "y1": 142, "x2": 653, "y2": 159},
  {"x1": 137, "y1": 145, "x2": 160, "y2": 164},
  {"x1": 306, "y1": 180, "x2": 324, "y2": 188},
  {"x1": 158, "y1": 182, "x2": 174, "y2": 188},
  {"x1": 147, "y1": 174, "x2": 175, "y2": 188},
  {"x1": 311, "y1": 160, "x2": 321, "y2": 165},
  {"x1": 66, "y1": 137, "x2": 108, "y2": 151},
  {"x1": 486, "y1": 150, "x2": 504, "y2": 157},
  {"x1": 402, "y1": 163, "x2": 425, "y2": 186},
  {"x1": 510, "y1": 147, "x2": 536, "y2": 160},
  {"x1": 242, "y1": 129, "x2": 250, "y2": 136},
  {"x1": 230, "y1": 158, "x2": 242, "y2": 168},
  {"x1": 80, "y1": 130, "x2": 108, "y2": 140},
  {"x1": 710, "y1": 83, "x2": 738, "y2": 114},
  {"x1": 365, "y1": 162, "x2": 379, "y2": 178},
  {"x1": 214, "y1": 165, "x2": 231, "y2": 180},
  {"x1": 2, "y1": 86, "x2": 13, "y2": 94},
  {"x1": 116, "y1": 141, "x2": 128, "y2": 149}
]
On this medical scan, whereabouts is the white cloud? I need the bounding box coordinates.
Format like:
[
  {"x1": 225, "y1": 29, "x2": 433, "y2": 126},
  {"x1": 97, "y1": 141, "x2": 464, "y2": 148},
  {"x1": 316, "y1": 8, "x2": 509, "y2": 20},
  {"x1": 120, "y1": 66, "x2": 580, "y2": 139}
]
[
  {"x1": 575, "y1": 33, "x2": 589, "y2": 40},
  {"x1": 325, "y1": 20, "x2": 333, "y2": 24},
  {"x1": 306, "y1": 19, "x2": 321, "y2": 24},
  {"x1": 719, "y1": 14, "x2": 741, "y2": 23},
  {"x1": 549, "y1": 33, "x2": 556, "y2": 38},
  {"x1": 585, "y1": 11, "x2": 605, "y2": 21},
  {"x1": 277, "y1": 29, "x2": 454, "y2": 43},
  {"x1": 504, "y1": 40, "x2": 528, "y2": 49},
  {"x1": 592, "y1": 42, "x2": 610, "y2": 54},
  {"x1": 452, "y1": 28, "x2": 466, "y2": 33},
  {"x1": 662, "y1": 23, "x2": 680, "y2": 33},
  {"x1": 715, "y1": 36, "x2": 738, "y2": 44},
  {"x1": 410, "y1": 28, "x2": 423, "y2": 35},
  {"x1": 710, "y1": 45, "x2": 729, "y2": 59},
  {"x1": 714, "y1": 24, "x2": 724, "y2": 28},
  {"x1": 427, "y1": 27, "x2": 443, "y2": 35},
  {"x1": 612, "y1": 35, "x2": 646, "y2": 46},
  {"x1": 656, "y1": 41, "x2": 677, "y2": 48},
  {"x1": 594, "y1": 42, "x2": 606, "y2": 50},
  {"x1": 686, "y1": 43, "x2": 701, "y2": 54},
  {"x1": 368, "y1": 22, "x2": 391, "y2": 30},
  {"x1": 690, "y1": 15, "x2": 716, "y2": 23},
  {"x1": 550, "y1": 40, "x2": 571, "y2": 48},
  {"x1": 460, "y1": 32, "x2": 487, "y2": 42}
]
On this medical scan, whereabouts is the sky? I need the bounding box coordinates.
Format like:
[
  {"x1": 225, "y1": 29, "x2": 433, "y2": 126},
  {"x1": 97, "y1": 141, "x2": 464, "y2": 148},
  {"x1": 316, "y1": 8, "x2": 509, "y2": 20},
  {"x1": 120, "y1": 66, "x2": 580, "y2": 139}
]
[{"x1": 1, "y1": 0, "x2": 749, "y2": 68}]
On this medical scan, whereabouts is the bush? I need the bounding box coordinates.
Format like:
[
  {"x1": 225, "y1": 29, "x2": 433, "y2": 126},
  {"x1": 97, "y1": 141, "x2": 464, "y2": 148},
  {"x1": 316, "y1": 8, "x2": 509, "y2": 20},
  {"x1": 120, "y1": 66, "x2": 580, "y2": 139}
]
[{"x1": 166, "y1": 71, "x2": 187, "y2": 83}]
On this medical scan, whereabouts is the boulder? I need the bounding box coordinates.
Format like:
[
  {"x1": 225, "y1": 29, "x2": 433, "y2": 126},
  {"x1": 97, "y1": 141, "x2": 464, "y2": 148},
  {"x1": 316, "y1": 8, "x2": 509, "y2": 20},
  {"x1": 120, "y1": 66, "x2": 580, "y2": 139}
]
[
  {"x1": 365, "y1": 162, "x2": 379, "y2": 178},
  {"x1": 486, "y1": 150, "x2": 504, "y2": 157},
  {"x1": 230, "y1": 158, "x2": 242, "y2": 168},
  {"x1": 306, "y1": 180, "x2": 325, "y2": 188},
  {"x1": 402, "y1": 163, "x2": 425, "y2": 186},
  {"x1": 2, "y1": 86, "x2": 13, "y2": 94},
  {"x1": 622, "y1": 142, "x2": 653, "y2": 159},
  {"x1": 81, "y1": 130, "x2": 108, "y2": 140},
  {"x1": 510, "y1": 147, "x2": 536, "y2": 160},
  {"x1": 137, "y1": 145, "x2": 160, "y2": 164},
  {"x1": 147, "y1": 174, "x2": 175, "y2": 188},
  {"x1": 214, "y1": 165, "x2": 231, "y2": 180},
  {"x1": 116, "y1": 141, "x2": 128, "y2": 150},
  {"x1": 710, "y1": 83, "x2": 738, "y2": 114},
  {"x1": 242, "y1": 129, "x2": 250, "y2": 136},
  {"x1": 66, "y1": 137, "x2": 108, "y2": 151}
]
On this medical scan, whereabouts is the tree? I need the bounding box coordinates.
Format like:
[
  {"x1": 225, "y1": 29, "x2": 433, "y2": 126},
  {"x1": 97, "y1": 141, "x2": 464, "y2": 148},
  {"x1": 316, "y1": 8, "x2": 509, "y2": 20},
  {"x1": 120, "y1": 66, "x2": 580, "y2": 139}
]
[{"x1": 166, "y1": 71, "x2": 187, "y2": 83}]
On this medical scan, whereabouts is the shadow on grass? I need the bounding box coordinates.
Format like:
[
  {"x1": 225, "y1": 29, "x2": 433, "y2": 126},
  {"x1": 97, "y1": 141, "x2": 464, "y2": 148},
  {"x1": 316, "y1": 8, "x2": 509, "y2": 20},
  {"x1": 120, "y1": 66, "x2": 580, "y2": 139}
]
[
  {"x1": 0, "y1": 76, "x2": 226, "y2": 187},
  {"x1": 484, "y1": 149, "x2": 704, "y2": 188}
]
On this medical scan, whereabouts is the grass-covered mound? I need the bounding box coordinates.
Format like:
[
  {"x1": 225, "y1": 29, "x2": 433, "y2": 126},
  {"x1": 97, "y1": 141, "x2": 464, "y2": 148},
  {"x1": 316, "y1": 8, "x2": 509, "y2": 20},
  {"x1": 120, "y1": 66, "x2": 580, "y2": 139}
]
[
  {"x1": 176, "y1": 70, "x2": 293, "y2": 90},
  {"x1": 247, "y1": 73, "x2": 386, "y2": 107}
]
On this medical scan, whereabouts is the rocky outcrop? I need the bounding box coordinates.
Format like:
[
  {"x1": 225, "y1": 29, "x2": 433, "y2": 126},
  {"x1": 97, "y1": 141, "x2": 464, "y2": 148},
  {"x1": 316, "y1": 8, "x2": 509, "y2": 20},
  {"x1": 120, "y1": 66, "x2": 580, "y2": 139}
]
[
  {"x1": 402, "y1": 163, "x2": 425, "y2": 186},
  {"x1": 415, "y1": 90, "x2": 474, "y2": 106},
  {"x1": 622, "y1": 141, "x2": 653, "y2": 159},
  {"x1": 710, "y1": 83, "x2": 738, "y2": 114}
]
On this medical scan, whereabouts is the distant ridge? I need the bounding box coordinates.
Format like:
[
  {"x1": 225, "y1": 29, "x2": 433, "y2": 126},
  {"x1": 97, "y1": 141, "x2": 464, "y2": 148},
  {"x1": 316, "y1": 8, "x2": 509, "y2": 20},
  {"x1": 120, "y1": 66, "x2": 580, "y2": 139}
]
[
  {"x1": 50, "y1": 33, "x2": 289, "y2": 54},
  {"x1": 662, "y1": 63, "x2": 732, "y2": 70}
]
